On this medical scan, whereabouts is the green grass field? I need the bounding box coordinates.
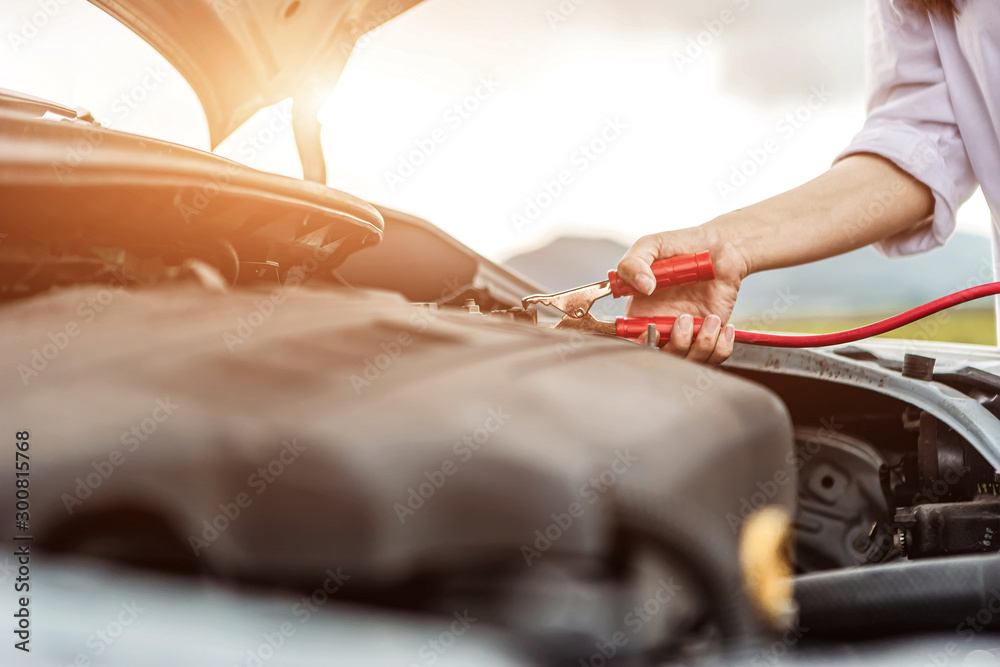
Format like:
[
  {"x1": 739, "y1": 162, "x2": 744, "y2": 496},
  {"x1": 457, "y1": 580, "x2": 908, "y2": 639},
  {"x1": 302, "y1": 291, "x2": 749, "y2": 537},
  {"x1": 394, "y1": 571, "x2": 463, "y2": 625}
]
[{"x1": 732, "y1": 308, "x2": 996, "y2": 346}]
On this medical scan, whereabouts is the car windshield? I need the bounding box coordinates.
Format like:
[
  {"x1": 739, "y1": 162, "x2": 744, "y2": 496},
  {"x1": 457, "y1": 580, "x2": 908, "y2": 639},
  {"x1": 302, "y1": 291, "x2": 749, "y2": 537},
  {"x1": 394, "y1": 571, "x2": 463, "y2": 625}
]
[{"x1": 1, "y1": 0, "x2": 995, "y2": 344}]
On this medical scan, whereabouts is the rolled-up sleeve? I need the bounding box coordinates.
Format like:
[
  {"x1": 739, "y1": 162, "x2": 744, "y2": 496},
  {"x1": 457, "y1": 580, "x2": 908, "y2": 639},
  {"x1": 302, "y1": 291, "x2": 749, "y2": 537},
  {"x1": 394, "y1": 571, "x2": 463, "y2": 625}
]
[{"x1": 835, "y1": 0, "x2": 978, "y2": 256}]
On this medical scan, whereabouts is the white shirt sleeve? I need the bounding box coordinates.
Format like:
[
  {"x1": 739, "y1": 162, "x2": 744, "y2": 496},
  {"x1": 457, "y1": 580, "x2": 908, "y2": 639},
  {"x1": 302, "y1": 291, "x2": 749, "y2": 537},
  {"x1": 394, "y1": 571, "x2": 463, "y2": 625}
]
[{"x1": 835, "y1": 0, "x2": 978, "y2": 256}]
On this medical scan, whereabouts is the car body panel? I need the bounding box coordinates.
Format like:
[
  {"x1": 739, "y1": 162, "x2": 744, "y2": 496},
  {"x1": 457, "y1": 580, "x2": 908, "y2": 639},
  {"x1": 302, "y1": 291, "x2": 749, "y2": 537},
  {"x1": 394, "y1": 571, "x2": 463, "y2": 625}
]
[
  {"x1": 728, "y1": 341, "x2": 1000, "y2": 469},
  {"x1": 0, "y1": 93, "x2": 383, "y2": 267},
  {"x1": 88, "y1": 0, "x2": 424, "y2": 147},
  {"x1": 338, "y1": 205, "x2": 561, "y2": 316}
]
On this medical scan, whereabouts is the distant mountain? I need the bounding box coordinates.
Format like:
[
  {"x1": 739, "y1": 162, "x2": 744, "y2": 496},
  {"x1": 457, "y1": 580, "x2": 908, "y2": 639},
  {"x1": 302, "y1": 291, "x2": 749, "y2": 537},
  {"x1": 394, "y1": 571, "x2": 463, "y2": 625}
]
[{"x1": 502, "y1": 232, "x2": 994, "y2": 320}]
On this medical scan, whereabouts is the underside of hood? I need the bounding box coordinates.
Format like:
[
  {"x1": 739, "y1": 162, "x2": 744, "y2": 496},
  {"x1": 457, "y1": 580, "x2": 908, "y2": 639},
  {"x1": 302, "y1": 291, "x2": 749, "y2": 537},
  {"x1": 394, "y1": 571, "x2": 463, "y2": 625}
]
[{"x1": 89, "y1": 0, "x2": 422, "y2": 148}]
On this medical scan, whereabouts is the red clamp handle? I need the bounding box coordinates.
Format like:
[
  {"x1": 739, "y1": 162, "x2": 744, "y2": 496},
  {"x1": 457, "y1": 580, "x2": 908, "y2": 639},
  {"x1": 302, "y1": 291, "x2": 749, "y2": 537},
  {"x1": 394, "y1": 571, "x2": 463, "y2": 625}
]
[
  {"x1": 616, "y1": 316, "x2": 705, "y2": 339},
  {"x1": 608, "y1": 250, "x2": 715, "y2": 298}
]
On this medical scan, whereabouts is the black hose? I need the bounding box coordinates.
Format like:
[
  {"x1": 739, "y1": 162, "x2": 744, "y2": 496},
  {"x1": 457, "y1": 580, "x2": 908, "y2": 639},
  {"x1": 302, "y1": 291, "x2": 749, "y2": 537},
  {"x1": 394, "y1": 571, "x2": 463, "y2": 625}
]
[{"x1": 796, "y1": 554, "x2": 1000, "y2": 637}]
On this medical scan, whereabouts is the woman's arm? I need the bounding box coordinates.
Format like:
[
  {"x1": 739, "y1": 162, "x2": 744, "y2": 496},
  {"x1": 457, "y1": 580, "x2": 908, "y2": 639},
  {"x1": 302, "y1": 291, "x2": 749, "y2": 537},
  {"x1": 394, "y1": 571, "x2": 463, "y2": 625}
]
[
  {"x1": 618, "y1": 0, "x2": 980, "y2": 365},
  {"x1": 616, "y1": 153, "x2": 934, "y2": 363}
]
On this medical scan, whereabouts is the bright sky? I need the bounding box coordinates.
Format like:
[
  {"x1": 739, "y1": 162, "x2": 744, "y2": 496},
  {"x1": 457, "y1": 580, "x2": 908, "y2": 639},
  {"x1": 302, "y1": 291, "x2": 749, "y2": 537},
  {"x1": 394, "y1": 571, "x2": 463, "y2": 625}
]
[{"x1": 1, "y1": 0, "x2": 992, "y2": 262}]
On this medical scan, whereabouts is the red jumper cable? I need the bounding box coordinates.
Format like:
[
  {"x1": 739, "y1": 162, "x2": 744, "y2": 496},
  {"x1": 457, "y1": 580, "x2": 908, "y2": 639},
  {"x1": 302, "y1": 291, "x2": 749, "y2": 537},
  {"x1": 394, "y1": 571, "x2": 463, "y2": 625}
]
[{"x1": 521, "y1": 251, "x2": 1000, "y2": 348}]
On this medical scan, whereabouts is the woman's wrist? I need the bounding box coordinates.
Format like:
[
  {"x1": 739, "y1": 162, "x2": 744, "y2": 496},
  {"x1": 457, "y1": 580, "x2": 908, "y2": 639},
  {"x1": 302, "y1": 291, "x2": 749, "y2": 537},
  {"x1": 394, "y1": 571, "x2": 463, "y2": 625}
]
[{"x1": 700, "y1": 215, "x2": 754, "y2": 283}]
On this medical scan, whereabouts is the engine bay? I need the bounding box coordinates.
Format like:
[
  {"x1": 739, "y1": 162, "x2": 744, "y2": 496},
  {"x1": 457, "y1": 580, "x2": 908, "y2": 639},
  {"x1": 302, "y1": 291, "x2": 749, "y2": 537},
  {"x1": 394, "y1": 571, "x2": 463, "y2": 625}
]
[
  {"x1": 6, "y1": 203, "x2": 1000, "y2": 579},
  {"x1": 6, "y1": 196, "x2": 1000, "y2": 649}
]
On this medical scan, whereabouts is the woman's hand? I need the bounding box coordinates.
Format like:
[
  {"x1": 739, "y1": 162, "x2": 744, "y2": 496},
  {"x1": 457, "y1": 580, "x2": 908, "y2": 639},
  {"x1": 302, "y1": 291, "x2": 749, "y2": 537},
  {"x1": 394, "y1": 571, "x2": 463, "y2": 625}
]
[
  {"x1": 615, "y1": 155, "x2": 936, "y2": 365},
  {"x1": 616, "y1": 223, "x2": 750, "y2": 364}
]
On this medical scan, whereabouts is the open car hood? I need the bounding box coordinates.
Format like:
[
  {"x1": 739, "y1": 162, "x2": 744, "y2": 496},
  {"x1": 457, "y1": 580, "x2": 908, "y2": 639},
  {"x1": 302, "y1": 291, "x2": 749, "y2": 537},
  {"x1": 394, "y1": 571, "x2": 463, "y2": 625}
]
[{"x1": 89, "y1": 0, "x2": 422, "y2": 148}]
